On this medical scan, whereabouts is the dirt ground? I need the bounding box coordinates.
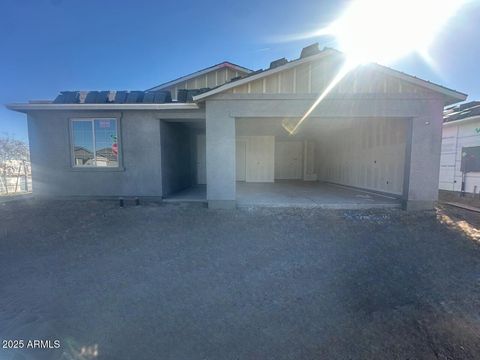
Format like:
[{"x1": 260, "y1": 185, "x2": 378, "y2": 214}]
[
  {"x1": 1, "y1": 199, "x2": 480, "y2": 360},
  {"x1": 439, "y1": 189, "x2": 480, "y2": 209}
]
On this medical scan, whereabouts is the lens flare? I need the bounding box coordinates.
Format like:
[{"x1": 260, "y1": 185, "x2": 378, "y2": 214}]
[
  {"x1": 329, "y1": 0, "x2": 466, "y2": 65},
  {"x1": 282, "y1": 60, "x2": 357, "y2": 135},
  {"x1": 284, "y1": 0, "x2": 467, "y2": 134}
]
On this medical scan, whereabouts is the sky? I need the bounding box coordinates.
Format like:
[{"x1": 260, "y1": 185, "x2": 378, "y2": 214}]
[{"x1": 1, "y1": 0, "x2": 479, "y2": 144}]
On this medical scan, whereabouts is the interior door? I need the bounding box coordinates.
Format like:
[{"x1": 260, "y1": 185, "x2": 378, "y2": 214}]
[
  {"x1": 246, "y1": 136, "x2": 275, "y2": 182},
  {"x1": 275, "y1": 141, "x2": 303, "y2": 179},
  {"x1": 236, "y1": 139, "x2": 247, "y2": 181},
  {"x1": 196, "y1": 134, "x2": 206, "y2": 184}
]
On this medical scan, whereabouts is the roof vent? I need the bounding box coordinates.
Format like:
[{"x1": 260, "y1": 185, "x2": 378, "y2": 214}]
[
  {"x1": 300, "y1": 43, "x2": 320, "y2": 58},
  {"x1": 269, "y1": 58, "x2": 288, "y2": 69}
]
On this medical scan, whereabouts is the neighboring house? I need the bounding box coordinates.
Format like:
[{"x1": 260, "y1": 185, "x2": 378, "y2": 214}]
[
  {"x1": 7, "y1": 44, "x2": 467, "y2": 210},
  {"x1": 440, "y1": 101, "x2": 480, "y2": 194}
]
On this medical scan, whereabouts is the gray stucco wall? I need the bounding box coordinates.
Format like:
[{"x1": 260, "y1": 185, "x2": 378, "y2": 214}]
[
  {"x1": 402, "y1": 99, "x2": 445, "y2": 210},
  {"x1": 206, "y1": 101, "x2": 236, "y2": 207},
  {"x1": 27, "y1": 110, "x2": 163, "y2": 198},
  {"x1": 160, "y1": 121, "x2": 197, "y2": 196}
]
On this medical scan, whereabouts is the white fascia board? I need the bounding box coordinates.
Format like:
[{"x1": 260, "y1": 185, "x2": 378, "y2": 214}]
[
  {"x1": 148, "y1": 63, "x2": 252, "y2": 91},
  {"x1": 443, "y1": 115, "x2": 480, "y2": 127},
  {"x1": 6, "y1": 103, "x2": 200, "y2": 112},
  {"x1": 372, "y1": 64, "x2": 467, "y2": 104}
]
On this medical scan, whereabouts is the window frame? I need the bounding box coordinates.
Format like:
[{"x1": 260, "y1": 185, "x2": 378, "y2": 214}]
[{"x1": 69, "y1": 117, "x2": 123, "y2": 170}]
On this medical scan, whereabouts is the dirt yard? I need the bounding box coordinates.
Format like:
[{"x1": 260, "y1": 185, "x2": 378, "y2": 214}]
[{"x1": 1, "y1": 199, "x2": 480, "y2": 360}]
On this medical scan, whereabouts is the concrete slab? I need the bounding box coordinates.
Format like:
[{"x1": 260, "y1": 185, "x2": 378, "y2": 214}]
[
  {"x1": 236, "y1": 180, "x2": 401, "y2": 209},
  {"x1": 164, "y1": 185, "x2": 206, "y2": 203}
]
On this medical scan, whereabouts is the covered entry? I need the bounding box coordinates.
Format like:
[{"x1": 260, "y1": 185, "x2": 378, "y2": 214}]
[{"x1": 160, "y1": 119, "x2": 206, "y2": 202}]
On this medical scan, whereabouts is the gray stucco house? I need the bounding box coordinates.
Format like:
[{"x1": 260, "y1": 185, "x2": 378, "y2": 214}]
[{"x1": 7, "y1": 44, "x2": 467, "y2": 210}]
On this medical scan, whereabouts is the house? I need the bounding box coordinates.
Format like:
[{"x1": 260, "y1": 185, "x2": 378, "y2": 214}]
[
  {"x1": 7, "y1": 44, "x2": 467, "y2": 210},
  {"x1": 440, "y1": 101, "x2": 480, "y2": 194}
]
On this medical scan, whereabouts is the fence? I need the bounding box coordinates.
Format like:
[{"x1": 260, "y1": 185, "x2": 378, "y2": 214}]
[{"x1": 0, "y1": 161, "x2": 32, "y2": 195}]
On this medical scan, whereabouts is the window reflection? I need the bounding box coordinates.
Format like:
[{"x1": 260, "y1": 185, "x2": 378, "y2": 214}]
[{"x1": 72, "y1": 119, "x2": 118, "y2": 167}]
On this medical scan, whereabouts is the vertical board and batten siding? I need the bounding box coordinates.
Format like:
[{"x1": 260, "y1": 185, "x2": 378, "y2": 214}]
[
  {"x1": 242, "y1": 136, "x2": 275, "y2": 183},
  {"x1": 440, "y1": 121, "x2": 480, "y2": 192},
  {"x1": 163, "y1": 67, "x2": 249, "y2": 100},
  {"x1": 275, "y1": 141, "x2": 303, "y2": 179},
  {"x1": 316, "y1": 118, "x2": 407, "y2": 195},
  {"x1": 228, "y1": 57, "x2": 432, "y2": 96}
]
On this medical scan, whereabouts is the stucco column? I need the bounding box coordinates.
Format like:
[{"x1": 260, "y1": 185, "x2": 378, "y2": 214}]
[
  {"x1": 206, "y1": 100, "x2": 236, "y2": 208},
  {"x1": 402, "y1": 99, "x2": 444, "y2": 210}
]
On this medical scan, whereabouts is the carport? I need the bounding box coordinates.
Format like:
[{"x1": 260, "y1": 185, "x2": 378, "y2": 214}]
[{"x1": 193, "y1": 49, "x2": 466, "y2": 210}]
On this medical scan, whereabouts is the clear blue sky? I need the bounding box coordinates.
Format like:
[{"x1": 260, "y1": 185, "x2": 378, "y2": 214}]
[{"x1": 1, "y1": 0, "x2": 479, "y2": 143}]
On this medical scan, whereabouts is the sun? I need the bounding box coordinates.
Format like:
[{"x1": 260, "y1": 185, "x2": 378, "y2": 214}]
[
  {"x1": 282, "y1": 0, "x2": 468, "y2": 135},
  {"x1": 327, "y1": 0, "x2": 467, "y2": 66}
]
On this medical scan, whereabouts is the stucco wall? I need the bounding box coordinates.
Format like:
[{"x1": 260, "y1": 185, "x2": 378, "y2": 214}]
[{"x1": 27, "y1": 110, "x2": 163, "y2": 197}]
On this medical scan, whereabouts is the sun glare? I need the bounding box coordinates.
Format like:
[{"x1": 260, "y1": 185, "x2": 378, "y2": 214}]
[
  {"x1": 283, "y1": 0, "x2": 467, "y2": 134},
  {"x1": 329, "y1": 0, "x2": 466, "y2": 65}
]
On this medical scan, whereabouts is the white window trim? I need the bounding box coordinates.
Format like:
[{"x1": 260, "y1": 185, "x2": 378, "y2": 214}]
[{"x1": 70, "y1": 118, "x2": 122, "y2": 170}]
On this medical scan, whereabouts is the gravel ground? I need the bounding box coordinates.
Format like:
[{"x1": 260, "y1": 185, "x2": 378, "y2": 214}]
[{"x1": 1, "y1": 199, "x2": 480, "y2": 360}]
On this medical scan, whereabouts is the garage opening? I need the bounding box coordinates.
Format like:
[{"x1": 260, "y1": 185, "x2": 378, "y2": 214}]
[
  {"x1": 235, "y1": 117, "x2": 406, "y2": 208},
  {"x1": 160, "y1": 120, "x2": 206, "y2": 202}
]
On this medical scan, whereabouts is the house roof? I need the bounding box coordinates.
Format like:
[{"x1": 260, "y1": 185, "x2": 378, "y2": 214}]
[
  {"x1": 147, "y1": 61, "x2": 253, "y2": 92},
  {"x1": 193, "y1": 46, "x2": 467, "y2": 105},
  {"x1": 6, "y1": 44, "x2": 467, "y2": 113},
  {"x1": 444, "y1": 101, "x2": 480, "y2": 124}
]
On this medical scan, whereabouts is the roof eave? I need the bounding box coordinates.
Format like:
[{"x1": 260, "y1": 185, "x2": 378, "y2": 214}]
[
  {"x1": 6, "y1": 103, "x2": 201, "y2": 113},
  {"x1": 373, "y1": 64, "x2": 467, "y2": 105},
  {"x1": 147, "y1": 62, "x2": 253, "y2": 92},
  {"x1": 444, "y1": 92, "x2": 468, "y2": 106},
  {"x1": 193, "y1": 51, "x2": 467, "y2": 105},
  {"x1": 443, "y1": 114, "x2": 480, "y2": 126}
]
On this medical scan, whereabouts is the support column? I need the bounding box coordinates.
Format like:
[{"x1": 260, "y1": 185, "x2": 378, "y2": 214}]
[
  {"x1": 206, "y1": 101, "x2": 236, "y2": 208},
  {"x1": 402, "y1": 100, "x2": 444, "y2": 210}
]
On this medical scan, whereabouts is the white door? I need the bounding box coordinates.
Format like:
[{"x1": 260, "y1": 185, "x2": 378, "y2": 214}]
[
  {"x1": 236, "y1": 140, "x2": 247, "y2": 181},
  {"x1": 196, "y1": 134, "x2": 206, "y2": 184},
  {"x1": 275, "y1": 141, "x2": 303, "y2": 179},
  {"x1": 246, "y1": 136, "x2": 275, "y2": 182}
]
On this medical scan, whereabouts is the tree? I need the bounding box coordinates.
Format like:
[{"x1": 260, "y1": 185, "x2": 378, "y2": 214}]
[{"x1": 0, "y1": 135, "x2": 30, "y2": 194}]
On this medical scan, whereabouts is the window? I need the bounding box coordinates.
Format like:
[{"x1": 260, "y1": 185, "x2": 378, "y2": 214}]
[{"x1": 71, "y1": 119, "x2": 119, "y2": 167}]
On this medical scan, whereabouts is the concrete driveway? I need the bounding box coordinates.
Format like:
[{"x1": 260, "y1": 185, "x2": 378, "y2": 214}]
[{"x1": 1, "y1": 199, "x2": 480, "y2": 359}]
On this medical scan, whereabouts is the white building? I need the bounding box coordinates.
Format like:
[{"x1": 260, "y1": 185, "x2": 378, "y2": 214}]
[{"x1": 440, "y1": 101, "x2": 480, "y2": 193}]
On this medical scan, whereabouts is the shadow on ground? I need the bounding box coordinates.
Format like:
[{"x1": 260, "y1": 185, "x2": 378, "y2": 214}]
[{"x1": 1, "y1": 199, "x2": 480, "y2": 359}]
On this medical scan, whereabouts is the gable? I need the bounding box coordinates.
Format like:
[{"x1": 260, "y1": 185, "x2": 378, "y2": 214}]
[
  {"x1": 193, "y1": 51, "x2": 466, "y2": 105},
  {"x1": 230, "y1": 58, "x2": 429, "y2": 96},
  {"x1": 149, "y1": 62, "x2": 251, "y2": 101}
]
